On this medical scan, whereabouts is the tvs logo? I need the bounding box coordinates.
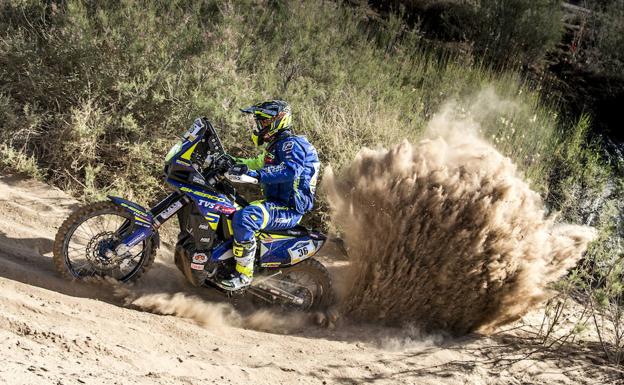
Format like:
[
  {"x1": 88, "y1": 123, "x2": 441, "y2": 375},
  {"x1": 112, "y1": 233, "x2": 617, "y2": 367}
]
[{"x1": 198, "y1": 199, "x2": 235, "y2": 215}]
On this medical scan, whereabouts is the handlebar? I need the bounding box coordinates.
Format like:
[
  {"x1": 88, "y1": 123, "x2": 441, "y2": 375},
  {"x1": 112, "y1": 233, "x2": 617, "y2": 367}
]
[
  {"x1": 187, "y1": 118, "x2": 252, "y2": 207},
  {"x1": 200, "y1": 163, "x2": 251, "y2": 208}
]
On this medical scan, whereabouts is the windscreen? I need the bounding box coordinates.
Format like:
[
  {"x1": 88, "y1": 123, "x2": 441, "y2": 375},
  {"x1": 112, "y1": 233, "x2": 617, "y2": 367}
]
[{"x1": 164, "y1": 119, "x2": 205, "y2": 162}]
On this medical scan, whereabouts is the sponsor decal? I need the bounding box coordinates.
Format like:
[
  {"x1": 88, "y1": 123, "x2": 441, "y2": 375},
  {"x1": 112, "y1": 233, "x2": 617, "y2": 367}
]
[
  {"x1": 264, "y1": 152, "x2": 276, "y2": 165},
  {"x1": 199, "y1": 237, "x2": 212, "y2": 243},
  {"x1": 121, "y1": 203, "x2": 147, "y2": 216},
  {"x1": 184, "y1": 119, "x2": 204, "y2": 142},
  {"x1": 192, "y1": 253, "x2": 208, "y2": 264},
  {"x1": 273, "y1": 217, "x2": 291, "y2": 224},
  {"x1": 134, "y1": 215, "x2": 151, "y2": 227},
  {"x1": 192, "y1": 175, "x2": 206, "y2": 185},
  {"x1": 204, "y1": 213, "x2": 220, "y2": 222},
  {"x1": 261, "y1": 262, "x2": 281, "y2": 268},
  {"x1": 265, "y1": 164, "x2": 286, "y2": 173},
  {"x1": 283, "y1": 141, "x2": 294, "y2": 152},
  {"x1": 125, "y1": 234, "x2": 143, "y2": 248},
  {"x1": 190, "y1": 263, "x2": 205, "y2": 270},
  {"x1": 199, "y1": 199, "x2": 230, "y2": 211},
  {"x1": 180, "y1": 187, "x2": 226, "y2": 202},
  {"x1": 198, "y1": 199, "x2": 215, "y2": 209},
  {"x1": 199, "y1": 224, "x2": 210, "y2": 230},
  {"x1": 159, "y1": 200, "x2": 183, "y2": 220}
]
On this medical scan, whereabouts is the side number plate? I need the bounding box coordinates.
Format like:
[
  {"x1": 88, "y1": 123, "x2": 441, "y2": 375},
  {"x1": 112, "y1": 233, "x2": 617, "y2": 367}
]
[{"x1": 287, "y1": 240, "x2": 316, "y2": 263}]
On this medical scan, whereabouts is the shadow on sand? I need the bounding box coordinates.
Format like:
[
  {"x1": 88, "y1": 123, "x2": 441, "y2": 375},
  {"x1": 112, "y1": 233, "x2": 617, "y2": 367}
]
[{"x1": 0, "y1": 230, "x2": 223, "y2": 306}]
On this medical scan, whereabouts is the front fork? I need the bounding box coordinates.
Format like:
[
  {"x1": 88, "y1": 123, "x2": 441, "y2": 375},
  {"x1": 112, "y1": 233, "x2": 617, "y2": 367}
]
[{"x1": 106, "y1": 192, "x2": 188, "y2": 258}]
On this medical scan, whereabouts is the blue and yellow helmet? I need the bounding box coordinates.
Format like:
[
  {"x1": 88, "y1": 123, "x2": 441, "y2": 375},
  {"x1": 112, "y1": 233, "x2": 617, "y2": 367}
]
[{"x1": 240, "y1": 100, "x2": 293, "y2": 146}]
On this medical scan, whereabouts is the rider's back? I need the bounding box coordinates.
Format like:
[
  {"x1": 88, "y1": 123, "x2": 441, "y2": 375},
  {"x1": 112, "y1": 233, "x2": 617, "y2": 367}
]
[{"x1": 261, "y1": 133, "x2": 320, "y2": 215}]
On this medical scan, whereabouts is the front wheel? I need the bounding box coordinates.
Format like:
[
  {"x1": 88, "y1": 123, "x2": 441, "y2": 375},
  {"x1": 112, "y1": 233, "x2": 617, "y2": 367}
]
[{"x1": 53, "y1": 201, "x2": 157, "y2": 282}]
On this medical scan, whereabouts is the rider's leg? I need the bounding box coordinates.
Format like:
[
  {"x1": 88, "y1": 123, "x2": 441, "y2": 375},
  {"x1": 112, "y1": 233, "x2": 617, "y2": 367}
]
[
  {"x1": 260, "y1": 201, "x2": 303, "y2": 232},
  {"x1": 220, "y1": 200, "x2": 302, "y2": 291},
  {"x1": 219, "y1": 201, "x2": 266, "y2": 290}
]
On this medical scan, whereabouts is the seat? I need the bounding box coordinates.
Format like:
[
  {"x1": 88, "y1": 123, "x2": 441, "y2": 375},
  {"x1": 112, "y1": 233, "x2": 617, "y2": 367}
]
[{"x1": 262, "y1": 225, "x2": 310, "y2": 237}]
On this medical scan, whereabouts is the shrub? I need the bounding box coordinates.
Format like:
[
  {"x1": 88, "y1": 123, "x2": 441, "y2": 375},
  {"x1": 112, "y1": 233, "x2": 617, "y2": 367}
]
[
  {"x1": 584, "y1": 0, "x2": 624, "y2": 78},
  {"x1": 471, "y1": 0, "x2": 564, "y2": 67},
  {"x1": 367, "y1": 0, "x2": 564, "y2": 66},
  {"x1": 0, "y1": 0, "x2": 570, "y2": 202},
  {"x1": 0, "y1": 0, "x2": 613, "y2": 230}
]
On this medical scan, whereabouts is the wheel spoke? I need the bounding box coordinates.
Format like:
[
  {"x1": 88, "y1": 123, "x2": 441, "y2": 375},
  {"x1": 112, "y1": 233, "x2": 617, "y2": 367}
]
[
  {"x1": 64, "y1": 209, "x2": 147, "y2": 282},
  {"x1": 78, "y1": 222, "x2": 97, "y2": 238},
  {"x1": 71, "y1": 230, "x2": 93, "y2": 242}
]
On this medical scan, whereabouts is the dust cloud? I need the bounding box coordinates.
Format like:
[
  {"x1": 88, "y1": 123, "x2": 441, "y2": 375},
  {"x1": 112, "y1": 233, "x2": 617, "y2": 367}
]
[
  {"x1": 130, "y1": 292, "x2": 243, "y2": 327},
  {"x1": 377, "y1": 324, "x2": 445, "y2": 351},
  {"x1": 111, "y1": 282, "x2": 306, "y2": 333},
  {"x1": 323, "y1": 95, "x2": 596, "y2": 335}
]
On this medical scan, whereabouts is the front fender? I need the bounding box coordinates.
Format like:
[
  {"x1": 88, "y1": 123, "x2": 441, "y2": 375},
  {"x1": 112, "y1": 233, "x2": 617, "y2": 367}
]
[
  {"x1": 107, "y1": 196, "x2": 159, "y2": 249},
  {"x1": 108, "y1": 196, "x2": 150, "y2": 218}
]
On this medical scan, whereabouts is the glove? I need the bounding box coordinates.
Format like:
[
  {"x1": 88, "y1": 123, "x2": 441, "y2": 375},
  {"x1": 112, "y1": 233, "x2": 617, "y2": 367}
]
[
  {"x1": 228, "y1": 164, "x2": 253, "y2": 176},
  {"x1": 226, "y1": 164, "x2": 260, "y2": 183}
]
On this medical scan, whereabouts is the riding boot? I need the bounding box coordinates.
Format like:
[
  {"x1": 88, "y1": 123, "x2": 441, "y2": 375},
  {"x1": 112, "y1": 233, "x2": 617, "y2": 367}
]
[{"x1": 219, "y1": 239, "x2": 256, "y2": 291}]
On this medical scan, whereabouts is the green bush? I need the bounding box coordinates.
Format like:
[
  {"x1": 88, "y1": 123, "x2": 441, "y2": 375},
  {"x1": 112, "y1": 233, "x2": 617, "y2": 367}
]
[
  {"x1": 0, "y1": 0, "x2": 610, "y2": 208},
  {"x1": 471, "y1": 0, "x2": 563, "y2": 66},
  {"x1": 0, "y1": 0, "x2": 565, "y2": 201},
  {"x1": 584, "y1": 0, "x2": 624, "y2": 78},
  {"x1": 366, "y1": 0, "x2": 564, "y2": 66}
]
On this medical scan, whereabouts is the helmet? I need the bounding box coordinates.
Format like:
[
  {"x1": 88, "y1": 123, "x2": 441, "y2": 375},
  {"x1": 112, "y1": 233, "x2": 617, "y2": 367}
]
[{"x1": 240, "y1": 100, "x2": 293, "y2": 146}]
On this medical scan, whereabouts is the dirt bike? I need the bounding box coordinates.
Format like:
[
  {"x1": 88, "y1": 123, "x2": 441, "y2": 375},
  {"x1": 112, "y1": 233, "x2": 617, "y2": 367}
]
[{"x1": 53, "y1": 117, "x2": 332, "y2": 311}]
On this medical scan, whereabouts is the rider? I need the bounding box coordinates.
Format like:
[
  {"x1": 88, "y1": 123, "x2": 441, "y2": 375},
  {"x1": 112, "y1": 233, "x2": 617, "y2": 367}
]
[{"x1": 220, "y1": 100, "x2": 320, "y2": 291}]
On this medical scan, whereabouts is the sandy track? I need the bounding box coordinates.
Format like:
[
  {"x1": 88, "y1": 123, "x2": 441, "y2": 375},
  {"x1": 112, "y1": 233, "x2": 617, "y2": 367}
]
[{"x1": 0, "y1": 175, "x2": 620, "y2": 385}]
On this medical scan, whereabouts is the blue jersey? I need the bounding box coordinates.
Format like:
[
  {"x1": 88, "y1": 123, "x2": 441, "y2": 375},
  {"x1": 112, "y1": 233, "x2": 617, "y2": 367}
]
[{"x1": 246, "y1": 133, "x2": 320, "y2": 214}]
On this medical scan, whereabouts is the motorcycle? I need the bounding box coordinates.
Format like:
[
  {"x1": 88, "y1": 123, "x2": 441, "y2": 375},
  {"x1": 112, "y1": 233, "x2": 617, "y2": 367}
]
[{"x1": 52, "y1": 117, "x2": 332, "y2": 311}]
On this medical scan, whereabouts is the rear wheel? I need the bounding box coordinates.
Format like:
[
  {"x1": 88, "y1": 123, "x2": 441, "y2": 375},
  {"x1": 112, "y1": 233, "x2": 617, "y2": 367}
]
[
  {"x1": 53, "y1": 201, "x2": 157, "y2": 282},
  {"x1": 250, "y1": 258, "x2": 333, "y2": 311}
]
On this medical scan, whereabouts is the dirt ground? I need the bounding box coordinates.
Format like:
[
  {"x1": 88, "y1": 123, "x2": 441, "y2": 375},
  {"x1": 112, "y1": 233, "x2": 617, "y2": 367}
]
[{"x1": 0, "y1": 175, "x2": 621, "y2": 385}]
